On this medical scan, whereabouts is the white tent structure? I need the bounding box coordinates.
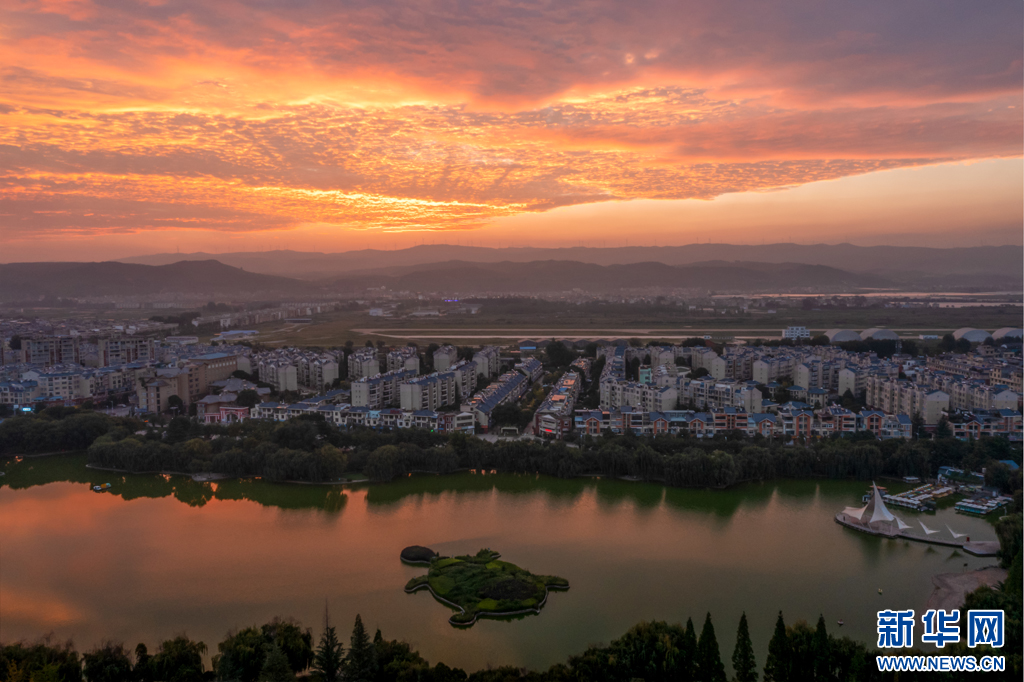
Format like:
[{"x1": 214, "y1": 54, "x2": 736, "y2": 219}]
[
  {"x1": 920, "y1": 521, "x2": 939, "y2": 535},
  {"x1": 843, "y1": 483, "x2": 898, "y2": 533},
  {"x1": 895, "y1": 516, "x2": 912, "y2": 531},
  {"x1": 946, "y1": 525, "x2": 967, "y2": 539}
]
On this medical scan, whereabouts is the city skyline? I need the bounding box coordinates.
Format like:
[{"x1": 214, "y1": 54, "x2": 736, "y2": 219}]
[{"x1": 1, "y1": 0, "x2": 1022, "y2": 261}]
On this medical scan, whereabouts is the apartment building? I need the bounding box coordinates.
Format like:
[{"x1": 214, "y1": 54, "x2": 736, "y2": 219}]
[
  {"x1": 752, "y1": 356, "x2": 796, "y2": 384},
  {"x1": 445, "y1": 360, "x2": 477, "y2": 401},
  {"x1": 387, "y1": 347, "x2": 421, "y2": 373},
  {"x1": 463, "y1": 371, "x2": 529, "y2": 430},
  {"x1": 99, "y1": 336, "x2": 155, "y2": 366},
  {"x1": 351, "y1": 369, "x2": 417, "y2": 409},
  {"x1": 709, "y1": 353, "x2": 754, "y2": 381},
  {"x1": 514, "y1": 357, "x2": 544, "y2": 383},
  {"x1": 863, "y1": 377, "x2": 949, "y2": 424},
  {"x1": 24, "y1": 336, "x2": 81, "y2": 366},
  {"x1": 295, "y1": 355, "x2": 338, "y2": 390},
  {"x1": 433, "y1": 345, "x2": 459, "y2": 371},
  {"x1": 347, "y1": 348, "x2": 380, "y2": 379},
  {"x1": 601, "y1": 379, "x2": 677, "y2": 412},
  {"x1": 399, "y1": 372, "x2": 457, "y2": 411},
  {"x1": 534, "y1": 371, "x2": 581, "y2": 438},
  {"x1": 258, "y1": 359, "x2": 299, "y2": 392},
  {"x1": 678, "y1": 378, "x2": 763, "y2": 413},
  {"x1": 0, "y1": 380, "x2": 40, "y2": 406},
  {"x1": 19, "y1": 370, "x2": 88, "y2": 401},
  {"x1": 472, "y1": 346, "x2": 501, "y2": 378}
]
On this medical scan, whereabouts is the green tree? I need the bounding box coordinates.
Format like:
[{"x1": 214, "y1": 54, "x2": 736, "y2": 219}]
[
  {"x1": 236, "y1": 390, "x2": 260, "y2": 409},
  {"x1": 365, "y1": 445, "x2": 400, "y2": 482},
  {"x1": 763, "y1": 612, "x2": 790, "y2": 682},
  {"x1": 260, "y1": 620, "x2": 312, "y2": 674},
  {"x1": 257, "y1": 645, "x2": 293, "y2": 682},
  {"x1": 680, "y1": 617, "x2": 697, "y2": 682},
  {"x1": 83, "y1": 642, "x2": 133, "y2": 682},
  {"x1": 134, "y1": 643, "x2": 153, "y2": 682},
  {"x1": 1004, "y1": 549, "x2": 1022, "y2": 600},
  {"x1": 696, "y1": 613, "x2": 726, "y2": 682},
  {"x1": 811, "y1": 615, "x2": 830, "y2": 681},
  {"x1": 167, "y1": 395, "x2": 185, "y2": 413},
  {"x1": 312, "y1": 609, "x2": 344, "y2": 682},
  {"x1": 152, "y1": 636, "x2": 206, "y2": 682},
  {"x1": 343, "y1": 615, "x2": 376, "y2": 682},
  {"x1": 732, "y1": 613, "x2": 757, "y2": 682},
  {"x1": 214, "y1": 627, "x2": 265, "y2": 682},
  {"x1": 995, "y1": 513, "x2": 1023, "y2": 568},
  {"x1": 544, "y1": 341, "x2": 575, "y2": 367}
]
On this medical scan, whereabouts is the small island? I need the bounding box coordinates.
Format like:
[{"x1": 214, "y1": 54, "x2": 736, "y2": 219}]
[{"x1": 404, "y1": 548, "x2": 569, "y2": 626}]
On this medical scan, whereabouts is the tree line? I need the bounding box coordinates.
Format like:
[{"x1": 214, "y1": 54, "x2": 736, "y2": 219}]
[{"x1": 1, "y1": 408, "x2": 1021, "y2": 498}]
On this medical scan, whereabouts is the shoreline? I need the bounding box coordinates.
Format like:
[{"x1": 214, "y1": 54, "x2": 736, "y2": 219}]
[{"x1": 925, "y1": 566, "x2": 1008, "y2": 611}]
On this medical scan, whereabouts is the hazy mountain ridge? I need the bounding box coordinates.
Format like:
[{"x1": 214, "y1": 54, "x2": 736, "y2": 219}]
[
  {"x1": 113, "y1": 243, "x2": 1023, "y2": 283},
  {"x1": 330, "y1": 260, "x2": 889, "y2": 294},
  {"x1": 3, "y1": 254, "x2": 1018, "y2": 301},
  {"x1": 0, "y1": 260, "x2": 315, "y2": 300}
]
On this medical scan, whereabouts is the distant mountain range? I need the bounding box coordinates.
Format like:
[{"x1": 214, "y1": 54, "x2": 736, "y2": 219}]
[
  {"x1": 330, "y1": 260, "x2": 889, "y2": 294},
  {"x1": 114, "y1": 243, "x2": 1024, "y2": 287},
  {"x1": 2, "y1": 245, "x2": 1020, "y2": 301},
  {"x1": 0, "y1": 260, "x2": 314, "y2": 300}
]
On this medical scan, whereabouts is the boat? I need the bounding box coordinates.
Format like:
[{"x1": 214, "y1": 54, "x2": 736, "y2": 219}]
[
  {"x1": 92, "y1": 483, "x2": 112, "y2": 492},
  {"x1": 878, "y1": 589, "x2": 883, "y2": 594},
  {"x1": 837, "y1": 620, "x2": 844, "y2": 626}
]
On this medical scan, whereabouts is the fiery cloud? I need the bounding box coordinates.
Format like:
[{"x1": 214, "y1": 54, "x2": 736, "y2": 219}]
[{"x1": 0, "y1": 0, "x2": 1020, "y2": 244}]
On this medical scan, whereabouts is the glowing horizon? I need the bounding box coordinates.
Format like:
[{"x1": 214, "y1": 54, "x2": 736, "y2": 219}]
[{"x1": 1, "y1": 0, "x2": 1021, "y2": 261}]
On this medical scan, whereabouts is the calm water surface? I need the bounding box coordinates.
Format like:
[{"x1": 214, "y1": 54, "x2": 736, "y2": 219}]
[{"x1": 0, "y1": 455, "x2": 1001, "y2": 673}]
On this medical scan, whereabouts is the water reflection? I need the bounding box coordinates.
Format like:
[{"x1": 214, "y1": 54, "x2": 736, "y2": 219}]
[
  {"x1": 1, "y1": 453, "x2": 1002, "y2": 674},
  {"x1": 1, "y1": 455, "x2": 348, "y2": 513}
]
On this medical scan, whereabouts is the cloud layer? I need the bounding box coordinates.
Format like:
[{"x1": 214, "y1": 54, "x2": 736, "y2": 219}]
[{"x1": 1, "y1": 0, "x2": 1021, "y2": 244}]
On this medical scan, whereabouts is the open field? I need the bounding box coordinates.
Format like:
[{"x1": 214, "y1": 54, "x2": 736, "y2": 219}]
[{"x1": 249, "y1": 305, "x2": 1023, "y2": 347}]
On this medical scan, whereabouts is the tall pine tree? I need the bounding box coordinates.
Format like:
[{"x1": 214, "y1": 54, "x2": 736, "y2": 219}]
[
  {"x1": 343, "y1": 615, "x2": 377, "y2": 682},
  {"x1": 812, "y1": 615, "x2": 830, "y2": 681},
  {"x1": 696, "y1": 613, "x2": 726, "y2": 682},
  {"x1": 763, "y1": 612, "x2": 791, "y2": 682},
  {"x1": 680, "y1": 617, "x2": 698, "y2": 682},
  {"x1": 258, "y1": 644, "x2": 294, "y2": 682},
  {"x1": 732, "y1": 612, "x2": 758, "y2": 682},
  {"x1": 312, "y1": 606, "x2": 344, "y2": 682}
]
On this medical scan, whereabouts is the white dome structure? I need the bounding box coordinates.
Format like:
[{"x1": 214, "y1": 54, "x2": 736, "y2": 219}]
[
  {"x1": 992, "y1": 327, "x2": 1023, "y2": 341},
  {"x1": 861, "y1": 328, "x2": 899, "y2": 341},
  {"x1": 952, "y1": 328, "x2": 993, "y2": 343},
  {"x1": 825, "y1": 329, "x2": 861, "y2": 343}
]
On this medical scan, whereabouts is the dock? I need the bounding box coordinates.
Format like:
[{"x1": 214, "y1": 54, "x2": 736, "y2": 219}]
[
  {"x1": 834, "y1": 513, "x2": 998, "y2": 556},
  {"x1": 963, "y1": 541, "x2": 1000, "y2": 557}
]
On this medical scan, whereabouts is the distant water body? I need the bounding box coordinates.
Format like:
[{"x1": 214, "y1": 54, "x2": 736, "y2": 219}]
[{"x1": 0, "y1": 455, "x2": 1001, "y2": 673}]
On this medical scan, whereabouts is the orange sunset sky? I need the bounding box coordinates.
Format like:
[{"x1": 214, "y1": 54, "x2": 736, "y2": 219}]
[{"x1": 1, "y1": 0, "x2": 1022, "y2": 261}]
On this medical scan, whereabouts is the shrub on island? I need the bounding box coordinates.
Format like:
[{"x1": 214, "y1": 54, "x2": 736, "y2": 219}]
[{"x1": 404, "y1": 548, "x2": 568, "y2": 626}]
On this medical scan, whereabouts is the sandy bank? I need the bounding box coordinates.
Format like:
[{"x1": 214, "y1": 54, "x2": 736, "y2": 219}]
[{"x1": 925, "y1": 566, "x2": 1007, "y2": 611}]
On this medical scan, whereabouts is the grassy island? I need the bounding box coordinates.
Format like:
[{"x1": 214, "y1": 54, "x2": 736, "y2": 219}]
[{"x1": 404, "y1": 548, "x2": 569, "y2": 626}]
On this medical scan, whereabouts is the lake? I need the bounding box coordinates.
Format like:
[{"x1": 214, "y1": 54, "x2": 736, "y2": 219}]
[{"x1": 0, "y1": 454, "x2": 1002, "y2": 674}]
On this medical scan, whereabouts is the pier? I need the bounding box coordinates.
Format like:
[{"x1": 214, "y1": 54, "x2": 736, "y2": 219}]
[{"x1": 834, "y1": 513, "x2": 998, "y2": 557}]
